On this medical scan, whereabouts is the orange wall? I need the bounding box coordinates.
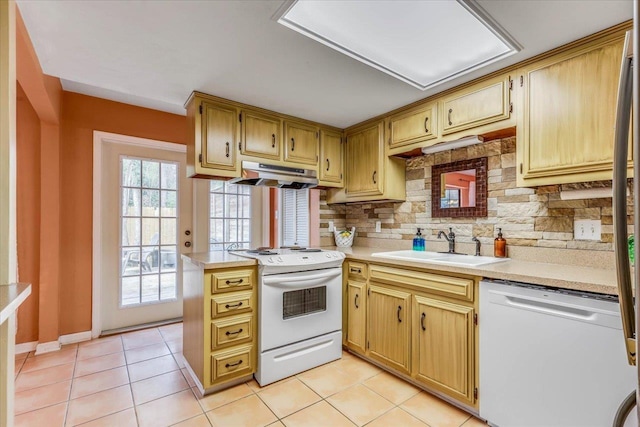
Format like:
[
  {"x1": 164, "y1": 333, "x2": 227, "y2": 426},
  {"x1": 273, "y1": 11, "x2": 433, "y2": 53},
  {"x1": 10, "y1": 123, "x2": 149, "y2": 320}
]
[
  {"x1": 58, "y1": 92, "x2": 186, "y2": 335},
  {"x1": 16, "y1": 83, "x2": 41, "y2": 343}
]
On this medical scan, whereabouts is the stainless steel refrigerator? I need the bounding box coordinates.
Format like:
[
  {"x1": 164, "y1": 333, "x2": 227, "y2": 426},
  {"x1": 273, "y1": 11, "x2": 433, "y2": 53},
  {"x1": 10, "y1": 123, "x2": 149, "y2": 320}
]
[{"x1": 614, "y1": 2, "x2": 639, "y2": 425}]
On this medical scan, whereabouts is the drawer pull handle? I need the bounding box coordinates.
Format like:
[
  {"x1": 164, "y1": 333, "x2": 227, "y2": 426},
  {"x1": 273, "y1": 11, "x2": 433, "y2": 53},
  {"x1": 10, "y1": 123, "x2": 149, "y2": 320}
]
[
  {"x1": 354, "y1": 294, "x2": 359, "y2": 309},
  {"x1": 225, "y1": 328, "x2": 244, "y2": 336},
  {"x1": 421, "y1": 312, "x2": 426, "y2": 331},
  {"x1": 272, "y1": 133, "x2": 276, "y2": 148},
  {"x1": 225, "y1": 141, "x2": 230, "y2": 158},
  {"x1": 350, "y1": 267, "x2": 361, "y2": 274},
  {"x1": 372, "y1": 171, "x2": 377, "y2": 184},
  {"x1": 326, "y1": 158, "x2": 330, "y2": 171},
  {"x1": 225, "y1": 359, "x2": 243, "y2": 368},
  {"x1": 225, "y1": 279, "x2": 244, "y2": 285},
  {"x1": 225, "y1": 302, "x2": 243, "y2": 309},
  {"x1": 397, "y1": 305, "x2": 402, "y2": 323},
  {"x1": 424, "y1": 116, "x2": 429, "y2": 133},
  {"x1": 291, "y1": 137, "x2": 295, "y2": 151},
  {"x1": 448, "y1": 108, "x2": 453, "y2": 126}
]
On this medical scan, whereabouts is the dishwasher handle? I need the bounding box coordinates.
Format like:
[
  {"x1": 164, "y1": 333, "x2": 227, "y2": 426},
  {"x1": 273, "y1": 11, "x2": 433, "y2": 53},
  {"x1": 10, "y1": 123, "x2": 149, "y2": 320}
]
[{"x1": 488, "y1": 289, "x2": 621, "y2": 329}]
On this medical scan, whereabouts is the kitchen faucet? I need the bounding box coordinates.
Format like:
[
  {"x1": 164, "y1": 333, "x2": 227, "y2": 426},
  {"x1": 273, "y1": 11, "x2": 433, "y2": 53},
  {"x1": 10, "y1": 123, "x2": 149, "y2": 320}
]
[
  {"x1": 471, "y1": 236, "x2": 481, "y2": 256},
  {"x1": 437, "y1": 227, "x2": 456, "y2": 253}
]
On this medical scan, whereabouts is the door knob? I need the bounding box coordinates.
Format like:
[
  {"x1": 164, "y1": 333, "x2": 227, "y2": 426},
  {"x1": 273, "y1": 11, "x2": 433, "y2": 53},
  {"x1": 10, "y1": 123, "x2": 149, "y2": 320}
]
[
  {"x1": 185, "y1": 230, "x2": 191, "y2": 236},
  {"x1": 185, "y1": 241, "x2": 192, "y2": 248}
]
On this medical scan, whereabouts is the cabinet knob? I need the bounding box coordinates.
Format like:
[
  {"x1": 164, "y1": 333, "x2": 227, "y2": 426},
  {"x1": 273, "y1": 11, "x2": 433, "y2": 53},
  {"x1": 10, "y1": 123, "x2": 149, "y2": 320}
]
[{"x1": 372, "y1": 171, "x2": 377, "y2": 184}]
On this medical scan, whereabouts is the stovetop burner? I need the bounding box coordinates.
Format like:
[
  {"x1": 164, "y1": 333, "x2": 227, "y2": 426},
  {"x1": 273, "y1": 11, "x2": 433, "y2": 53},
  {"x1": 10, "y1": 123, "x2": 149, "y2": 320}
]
[{"x1": 246, "y1": 250, "x2": 278, "y2": 255}]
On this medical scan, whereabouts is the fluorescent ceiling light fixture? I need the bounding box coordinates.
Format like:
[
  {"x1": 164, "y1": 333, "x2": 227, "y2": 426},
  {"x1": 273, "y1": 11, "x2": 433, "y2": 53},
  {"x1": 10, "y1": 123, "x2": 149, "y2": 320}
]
[
  {"x1": 421, "y1": 135, "x2": 484, "y2": 154},
  {"x1": 275, "y1": 0, "x2": 521, "y2": 91}
]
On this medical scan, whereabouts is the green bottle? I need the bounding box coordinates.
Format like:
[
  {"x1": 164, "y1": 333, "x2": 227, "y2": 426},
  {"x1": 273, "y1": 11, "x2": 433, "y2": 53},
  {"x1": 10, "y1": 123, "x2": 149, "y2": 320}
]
[{"x1": 629, "y1": 234, "x2": 635, "y2": 264}]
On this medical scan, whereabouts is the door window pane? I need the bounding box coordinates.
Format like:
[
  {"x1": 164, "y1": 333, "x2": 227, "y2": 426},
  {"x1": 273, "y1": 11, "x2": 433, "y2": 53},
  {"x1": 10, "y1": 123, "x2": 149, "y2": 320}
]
[{"x1": 120, "y1": 156, "x2": 179, "y2": 306}]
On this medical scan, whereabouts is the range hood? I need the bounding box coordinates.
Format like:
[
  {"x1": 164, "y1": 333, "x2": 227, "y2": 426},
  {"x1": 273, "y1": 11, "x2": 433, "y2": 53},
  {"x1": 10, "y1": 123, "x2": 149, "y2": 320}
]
[{"x1": 229, "y1": 161, "x2": 318, "y2": 189}]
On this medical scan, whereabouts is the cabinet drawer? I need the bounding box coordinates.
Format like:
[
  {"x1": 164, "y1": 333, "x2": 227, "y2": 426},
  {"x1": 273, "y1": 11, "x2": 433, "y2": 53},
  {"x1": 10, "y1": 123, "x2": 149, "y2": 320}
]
[
  {"x1": 210, "y1": 269, "x2": 253, "y2": 293},
  {"x1": 211, "y1": 345, "x2": 254, "y2": 383},
  {"x1": 211, "y1": 291, "x2": 253, "y2": 318},
  {"x1": 211, "y1": 315, "x2": 253, "y2": 349},
  {"x1": 347, "y1": 261, "x2": 368, "y2": 280},
  {"x1": 370, "y1": 264, "x2": 474, "y2": 302}
]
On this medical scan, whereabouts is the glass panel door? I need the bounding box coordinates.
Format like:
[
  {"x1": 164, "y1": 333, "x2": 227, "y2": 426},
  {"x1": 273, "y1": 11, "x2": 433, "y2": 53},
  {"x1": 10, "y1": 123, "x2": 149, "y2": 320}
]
[{"x1": 121, "y1": 157, "x2": 178, "y2": 306}]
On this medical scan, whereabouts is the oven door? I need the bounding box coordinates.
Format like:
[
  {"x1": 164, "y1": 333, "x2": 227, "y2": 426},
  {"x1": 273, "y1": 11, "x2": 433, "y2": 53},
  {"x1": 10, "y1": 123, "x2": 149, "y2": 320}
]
[{"x1": 260, "y1": 267, "x2": 342, "y2": 351}]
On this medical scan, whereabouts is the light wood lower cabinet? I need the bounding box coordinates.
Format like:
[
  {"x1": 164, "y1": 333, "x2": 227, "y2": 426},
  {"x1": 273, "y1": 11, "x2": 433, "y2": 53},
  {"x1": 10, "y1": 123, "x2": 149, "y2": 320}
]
[
  {"x1": 367, "y1": 283, "x2": 411, "y2": 374},
  {"x1": 183, "y1": 259, "x2": 257, "y2": 395},
  {"x1": 346, "y1": 280, "x2": 366, "y2": 355},
  {"x1": 413, "y1": 295, "x2": 475, "y2": 406},
  {"x1": 345, "y1": 260, "x2": 479, "y2": 409}
]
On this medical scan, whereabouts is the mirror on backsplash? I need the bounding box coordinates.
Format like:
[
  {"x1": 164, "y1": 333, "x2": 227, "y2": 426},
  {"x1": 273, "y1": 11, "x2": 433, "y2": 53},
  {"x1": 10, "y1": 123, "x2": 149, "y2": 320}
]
[{"x1": 431, "y1": 157, "x2": 487, "y2": 218}]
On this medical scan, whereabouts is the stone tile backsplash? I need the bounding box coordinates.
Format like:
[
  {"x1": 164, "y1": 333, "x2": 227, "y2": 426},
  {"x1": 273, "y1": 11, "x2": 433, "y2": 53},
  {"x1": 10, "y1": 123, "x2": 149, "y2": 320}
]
[{"x1": 318, "y1": 136, "x2": 631, "y2": 255}]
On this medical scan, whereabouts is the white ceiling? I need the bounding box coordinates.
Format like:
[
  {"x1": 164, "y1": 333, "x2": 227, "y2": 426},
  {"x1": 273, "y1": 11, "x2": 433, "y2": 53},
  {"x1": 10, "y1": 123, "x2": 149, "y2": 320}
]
[{"x1": 17, "y1": 0, "x2": 633, "y2": 129}]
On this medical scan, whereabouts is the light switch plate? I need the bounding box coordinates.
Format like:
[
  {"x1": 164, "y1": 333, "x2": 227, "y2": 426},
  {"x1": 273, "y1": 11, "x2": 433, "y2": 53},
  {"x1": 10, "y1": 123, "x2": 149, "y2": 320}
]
[
  {"x1": 375, "y1": 221, "x2": 381, "y2": 233},
  {"x1": 328, "y1": 221, "x2": 334, "y2": 232},
  {"x1": 574, "y1": 219, "x2": 601, "y2": 241}
]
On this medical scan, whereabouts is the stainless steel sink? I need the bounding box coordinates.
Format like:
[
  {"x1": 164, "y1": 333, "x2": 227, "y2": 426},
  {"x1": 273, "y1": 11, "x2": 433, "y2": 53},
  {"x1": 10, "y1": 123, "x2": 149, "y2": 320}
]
[{"x1": 370, "y1": 250, "x2": 508, "y2": 267}]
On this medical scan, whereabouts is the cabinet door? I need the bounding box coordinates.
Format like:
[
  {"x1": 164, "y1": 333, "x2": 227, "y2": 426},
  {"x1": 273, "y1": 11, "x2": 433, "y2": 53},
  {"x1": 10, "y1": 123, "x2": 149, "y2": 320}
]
[
  {"x1": 346, "y1": 122, "x2": 383, "y2": 197},
  {"x1": 285, "y1": 121, "x2": 319, "y2": 165},
  {"x1": 367, "y1": 283, "x2": 410, "y2": 373},
  {"x1": 413, "y1": 295, "x2": 474, "y2": 406},
  {"x1": 201, "y1": 101, "x2": 238, "y2": 171},
  {"x1": 517, "y1": 36, "x2": 631, "y2": 186},
  {"x1": 441, "y1": 75, "x2": 511, "y2": 135},
  {"x1": 389, "y1": 104, "x2": 437, "y2": 148},
  {"x1": 347, "y1": 280, "x2": 366, "y2": 354},
  {"x1": 319, "y1": 129, "x2": 343, "y2": 184},
  {"x1": 242, "y1": 110, "x2": 281, "y2": 160}
]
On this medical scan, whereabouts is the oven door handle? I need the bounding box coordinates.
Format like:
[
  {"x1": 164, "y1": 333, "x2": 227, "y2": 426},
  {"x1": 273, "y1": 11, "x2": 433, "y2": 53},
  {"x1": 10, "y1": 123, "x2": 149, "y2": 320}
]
[{"x1": 262, "y1": 269, "x2": 341, "y2": 289}]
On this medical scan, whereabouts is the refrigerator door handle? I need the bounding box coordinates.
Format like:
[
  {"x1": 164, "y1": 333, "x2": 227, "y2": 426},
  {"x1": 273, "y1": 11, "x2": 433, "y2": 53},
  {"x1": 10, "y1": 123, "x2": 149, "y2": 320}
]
[{"x1": 613, "y1": 30, "x2": 635, "y2": 366}]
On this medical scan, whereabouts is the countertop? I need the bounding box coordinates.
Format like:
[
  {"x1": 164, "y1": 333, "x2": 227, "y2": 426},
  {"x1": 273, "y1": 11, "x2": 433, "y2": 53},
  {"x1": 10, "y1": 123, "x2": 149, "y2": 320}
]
[
  {"x1": 181, "y1": 247, "x2": 620, "y2": 295},
  {"x1": 0, "y1": 283, "x2": 32, "y2": 324},
  {"x1": 336, "y1": 246, "x2": 619, "y2": 295},
  {"x1": 182, "y1": 252, "x2": 256, "y2": 269}
]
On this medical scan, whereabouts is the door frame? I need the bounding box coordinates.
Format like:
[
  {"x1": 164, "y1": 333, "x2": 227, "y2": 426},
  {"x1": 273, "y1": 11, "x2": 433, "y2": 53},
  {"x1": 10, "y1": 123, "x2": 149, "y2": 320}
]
[{"x1": 92, "y1": 131, "x2": 186, "y2": 338}]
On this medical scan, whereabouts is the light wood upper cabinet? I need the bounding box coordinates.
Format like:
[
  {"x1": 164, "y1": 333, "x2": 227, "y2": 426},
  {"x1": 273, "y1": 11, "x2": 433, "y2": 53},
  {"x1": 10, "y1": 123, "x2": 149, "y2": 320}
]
[
  {"x1": 284, "y1": 121, "x2": 318, "y2": 165},
  {"x1": 388, "y1": 104, "x2": 437, "y2": 148},
  {"x1": 241, "y1": 110, "x2": 281, "y2": 160},
  {"x1": 319, "y1": 129, "x2": 343, "y2": 186},
  {"x1": 345, "y1": 122, "x2": 384, "y2": 197},
  {"x1": 347, "y1": 280, "x2": 366, "y2": 355},
  {"x1": 517, "y1": 33, "x2": 631, "y2": 186},
  {"x1": 413, "y1": 295, "x2": 475, "y2": 406},
  {"x1": 441, "y1": 74, "x2": 512, "y2": 136},
  {"x1": 200, "y1": 101, "x2": 238, "y2": 171},
  {"x1": 367, "y1": 283, "x2": 411, "y2": 374}
]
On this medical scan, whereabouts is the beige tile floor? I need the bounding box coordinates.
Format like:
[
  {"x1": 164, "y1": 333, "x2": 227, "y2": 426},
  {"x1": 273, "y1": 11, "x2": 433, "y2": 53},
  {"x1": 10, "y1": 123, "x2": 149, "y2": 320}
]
[{"x1": 13, "y1": 324, "x2": 487, "y2": 427}]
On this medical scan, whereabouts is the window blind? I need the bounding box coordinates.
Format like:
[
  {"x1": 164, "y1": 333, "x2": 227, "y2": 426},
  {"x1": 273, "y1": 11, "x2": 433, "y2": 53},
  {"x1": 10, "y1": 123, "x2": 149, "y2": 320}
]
[{"x1": 281, "y1": 189, "x2": 309, "y2": 247}]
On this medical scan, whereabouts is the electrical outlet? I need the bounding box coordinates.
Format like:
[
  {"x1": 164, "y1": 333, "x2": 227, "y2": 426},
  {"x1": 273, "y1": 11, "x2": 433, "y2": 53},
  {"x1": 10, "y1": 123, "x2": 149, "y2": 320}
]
[
  {"x1": 574, "y1": 219, "x2": 601, "y2": 241},
  {"x1": 375, "y1": 221, "x2": 381, "y2": 233},
  {"x1": 328, "y1": 221, "x2": 334, "y2": 232}
]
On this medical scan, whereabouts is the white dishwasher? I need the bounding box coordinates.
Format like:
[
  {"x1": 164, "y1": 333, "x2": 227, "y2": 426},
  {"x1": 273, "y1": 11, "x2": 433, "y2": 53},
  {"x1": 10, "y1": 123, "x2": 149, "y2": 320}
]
[{"x1": 480, "y1": 279, "x2": 636, "y2": 427}]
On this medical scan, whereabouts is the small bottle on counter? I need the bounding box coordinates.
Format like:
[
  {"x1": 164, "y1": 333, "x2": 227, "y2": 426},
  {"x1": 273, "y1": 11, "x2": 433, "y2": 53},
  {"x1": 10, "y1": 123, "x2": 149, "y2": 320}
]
[
  {"x1": 413, "y1": 228, "x2": 425, "y2": 251},
  {"x1": 494, "y1": 227, "x2": 506, "y2": 258}
]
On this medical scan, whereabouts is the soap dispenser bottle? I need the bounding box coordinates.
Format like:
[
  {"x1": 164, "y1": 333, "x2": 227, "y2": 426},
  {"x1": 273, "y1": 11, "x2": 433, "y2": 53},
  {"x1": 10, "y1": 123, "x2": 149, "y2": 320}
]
[
  {"x1": 494, "y1": 227, "x2": 506, "y2": 258},
  {"x1": 413, "y1": 228, "x2": 425, "y2": 251}
]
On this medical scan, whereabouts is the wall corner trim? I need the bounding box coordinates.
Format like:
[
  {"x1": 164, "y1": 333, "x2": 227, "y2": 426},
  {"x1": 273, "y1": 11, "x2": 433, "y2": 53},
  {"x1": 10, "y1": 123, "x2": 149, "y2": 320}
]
[{"x1": 34, "y1": 340, "x2": 60, "y2": 355}]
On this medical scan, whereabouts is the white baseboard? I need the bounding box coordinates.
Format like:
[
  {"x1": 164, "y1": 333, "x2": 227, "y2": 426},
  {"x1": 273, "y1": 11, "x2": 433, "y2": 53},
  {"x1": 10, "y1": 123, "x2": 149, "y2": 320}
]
[
  {"x1": 35, "y1": 340, "x2": 61, "y2": 355},
  {"x1": 59, "y1": 331, "x2": 92, "y2": 345},
  {"x1": 15, "y1": 341, "x2": 37, "y2": 355}
]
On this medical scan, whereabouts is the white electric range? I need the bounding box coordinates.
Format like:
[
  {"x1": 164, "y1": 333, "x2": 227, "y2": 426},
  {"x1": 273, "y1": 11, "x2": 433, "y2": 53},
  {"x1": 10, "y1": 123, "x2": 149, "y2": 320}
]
[{"x1": 230, "y1": 248, "x2": 345, "y2": 386}]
